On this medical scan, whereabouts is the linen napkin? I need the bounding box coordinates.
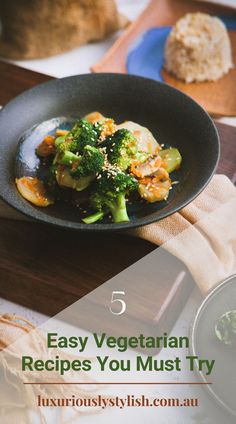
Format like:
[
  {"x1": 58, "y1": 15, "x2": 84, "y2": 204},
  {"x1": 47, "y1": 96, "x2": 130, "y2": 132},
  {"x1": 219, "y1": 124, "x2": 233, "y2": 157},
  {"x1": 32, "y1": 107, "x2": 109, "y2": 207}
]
[
  {"x1": 0, "y1": 314, "x2": 100, "y2": 423},
  {"x1": 130, "y1": 175, "x2": 236, "y2": 294}
]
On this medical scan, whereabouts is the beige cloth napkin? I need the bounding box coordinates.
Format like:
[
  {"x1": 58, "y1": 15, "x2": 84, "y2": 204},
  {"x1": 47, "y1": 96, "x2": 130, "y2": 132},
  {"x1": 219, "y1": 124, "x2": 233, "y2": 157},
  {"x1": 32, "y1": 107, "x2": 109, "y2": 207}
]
[
  {"x1": 0, "y1": 314, "x2": 100, "y2": 423},
  {"x1": 131, "y1": 175, "x2": 236, "y2": 295}
]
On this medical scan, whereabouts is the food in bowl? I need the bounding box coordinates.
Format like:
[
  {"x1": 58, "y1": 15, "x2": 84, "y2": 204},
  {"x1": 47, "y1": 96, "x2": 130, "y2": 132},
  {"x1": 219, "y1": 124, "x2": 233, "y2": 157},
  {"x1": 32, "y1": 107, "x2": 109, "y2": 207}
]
[
  {"x1": 164, "y1": 12, "x2": 234, "y2": 83},
  {"x1": 16, "y1": 112, "x2": 182, "y2": 224},
  {"x1": 215, "y1": 310, "x2": 236, "y2": 346}
]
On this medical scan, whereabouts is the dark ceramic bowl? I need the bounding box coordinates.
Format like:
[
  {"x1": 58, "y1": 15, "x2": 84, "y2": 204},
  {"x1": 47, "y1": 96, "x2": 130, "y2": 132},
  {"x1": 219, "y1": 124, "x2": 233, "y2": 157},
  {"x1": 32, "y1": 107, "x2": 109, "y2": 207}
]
[{"x1": 0, "y1": 73, "x2": 219, "y2": 231}]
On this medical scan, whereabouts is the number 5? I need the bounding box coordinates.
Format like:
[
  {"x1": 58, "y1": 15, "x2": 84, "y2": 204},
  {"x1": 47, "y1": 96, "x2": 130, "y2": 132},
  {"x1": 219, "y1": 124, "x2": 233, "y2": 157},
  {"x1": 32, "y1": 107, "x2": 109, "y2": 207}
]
[{"x1": 109, "y1": 291, "x2": 126, "y2": 315}]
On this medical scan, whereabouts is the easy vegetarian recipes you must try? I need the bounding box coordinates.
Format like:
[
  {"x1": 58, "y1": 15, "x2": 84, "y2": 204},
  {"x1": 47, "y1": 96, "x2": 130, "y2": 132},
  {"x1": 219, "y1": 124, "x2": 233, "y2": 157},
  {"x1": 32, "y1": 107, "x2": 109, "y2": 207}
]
[{"x1": 16, "y1": 112, "x2": 182, "y2": 224}]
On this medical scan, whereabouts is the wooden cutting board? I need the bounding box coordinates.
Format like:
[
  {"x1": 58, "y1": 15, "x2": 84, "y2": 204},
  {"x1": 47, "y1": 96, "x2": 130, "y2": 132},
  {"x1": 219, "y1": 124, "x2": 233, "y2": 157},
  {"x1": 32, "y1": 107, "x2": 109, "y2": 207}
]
[
  {"x1": 0, "y1": 62, "x2": 235, "y2": 337},
  {"x1": 92, "y1": 0, "x2": 236, "y2": 117}
]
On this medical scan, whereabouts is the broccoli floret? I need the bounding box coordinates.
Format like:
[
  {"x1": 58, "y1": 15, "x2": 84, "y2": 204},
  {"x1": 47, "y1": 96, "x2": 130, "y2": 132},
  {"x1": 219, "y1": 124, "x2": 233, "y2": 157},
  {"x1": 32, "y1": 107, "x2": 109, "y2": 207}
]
[
  {"x1": 51, "y1": 144, "x2": 104, "y2": 193},
  {"x1": 56, "y1": 150, "x2": 80, "y2": 165},
  {"x1": 56, "y1": 119, "x2": 98, "y2": 155},
  {"x1": 57, "y1": 145, "x2": 104, "y2": 176},
  {"x1": 52, "y1": 144, "x2": 104, "y2": 194},
  {"x1": 93, "y1": 120, "x2": 104, "y2": 139},
  {"x1": 74, "y1": 145, "x2": 104, "y2": 177},
  {"x1": 101, "y1": 129, "x2": 138, "y2": 170},
  {"x1": 83, "y1": 170, "x2": 138, "y2": 224},
  {"x1": 93, "y1": 118, "x2": 116, "y2": 141}
]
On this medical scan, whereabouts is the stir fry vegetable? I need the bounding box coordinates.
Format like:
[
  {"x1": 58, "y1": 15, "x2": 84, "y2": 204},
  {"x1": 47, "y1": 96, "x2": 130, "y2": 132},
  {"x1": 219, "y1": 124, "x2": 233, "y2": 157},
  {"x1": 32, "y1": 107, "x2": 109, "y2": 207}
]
[
  {"x1": 16, "y1": 112, "x2": 182, "y2": 224},
  {"x1": 16, "y1": 177, "x2": 54, "y2": 207}
]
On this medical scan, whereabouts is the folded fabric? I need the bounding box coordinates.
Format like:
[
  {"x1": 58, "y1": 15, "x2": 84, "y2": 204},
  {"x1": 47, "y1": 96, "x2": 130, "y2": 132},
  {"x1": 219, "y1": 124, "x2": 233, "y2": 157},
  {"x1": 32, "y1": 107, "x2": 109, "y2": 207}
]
[
  {"x1": 130, "y1": 175, "x2": 236, "y2": 294},
  {"x1": 0, "y1": 314, "x2": 100, "y2": 423}
]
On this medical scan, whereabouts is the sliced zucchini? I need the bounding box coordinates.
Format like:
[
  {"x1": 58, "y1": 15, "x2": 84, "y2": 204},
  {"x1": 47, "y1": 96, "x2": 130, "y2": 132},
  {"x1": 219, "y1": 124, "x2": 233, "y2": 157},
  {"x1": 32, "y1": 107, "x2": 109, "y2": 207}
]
[{"x1": 159, "y1": 148, "x2": 182, "y2": 173}]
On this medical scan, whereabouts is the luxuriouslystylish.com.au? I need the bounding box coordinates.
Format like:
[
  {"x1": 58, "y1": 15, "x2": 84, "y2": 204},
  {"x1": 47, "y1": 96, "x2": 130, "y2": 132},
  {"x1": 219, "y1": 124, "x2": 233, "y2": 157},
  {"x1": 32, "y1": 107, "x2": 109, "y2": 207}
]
[{"x1": 37, "y1": 394, "x2": 199, "y2": 410}]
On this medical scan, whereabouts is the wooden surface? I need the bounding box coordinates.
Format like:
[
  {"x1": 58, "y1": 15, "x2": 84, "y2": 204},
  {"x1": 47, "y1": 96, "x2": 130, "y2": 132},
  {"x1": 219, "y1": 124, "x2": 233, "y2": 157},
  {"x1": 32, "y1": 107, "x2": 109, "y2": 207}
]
[
  {"x1": 0, "y1": 62, "x2": 52, "y2": 105},
  {"x1": 92, "y1": 0, "x2": 236, "y2": 116},
  {"x1": 0, "y1": 61, "x2": 235, "y2": 334}
]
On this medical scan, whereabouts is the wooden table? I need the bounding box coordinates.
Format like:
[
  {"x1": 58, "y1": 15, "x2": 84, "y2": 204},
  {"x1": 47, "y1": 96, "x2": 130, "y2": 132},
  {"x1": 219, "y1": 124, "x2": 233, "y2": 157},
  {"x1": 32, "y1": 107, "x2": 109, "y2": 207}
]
[{"x1": 0, "y1": 61, "x2": 235, "y2": 330}]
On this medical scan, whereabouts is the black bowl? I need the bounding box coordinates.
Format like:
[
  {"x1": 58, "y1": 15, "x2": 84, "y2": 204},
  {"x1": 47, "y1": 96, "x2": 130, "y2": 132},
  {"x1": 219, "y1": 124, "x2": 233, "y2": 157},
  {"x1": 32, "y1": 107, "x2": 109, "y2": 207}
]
[{"x1": 0, "y1": 73, "x2": 219, "y2": 231}]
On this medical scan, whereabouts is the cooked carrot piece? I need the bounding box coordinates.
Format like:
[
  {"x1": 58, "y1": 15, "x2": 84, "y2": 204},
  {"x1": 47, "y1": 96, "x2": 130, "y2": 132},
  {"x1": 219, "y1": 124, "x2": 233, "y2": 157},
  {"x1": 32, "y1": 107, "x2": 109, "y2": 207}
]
[{"x1": 36, "y1": 135, "x2": 56, "y2": 157}]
